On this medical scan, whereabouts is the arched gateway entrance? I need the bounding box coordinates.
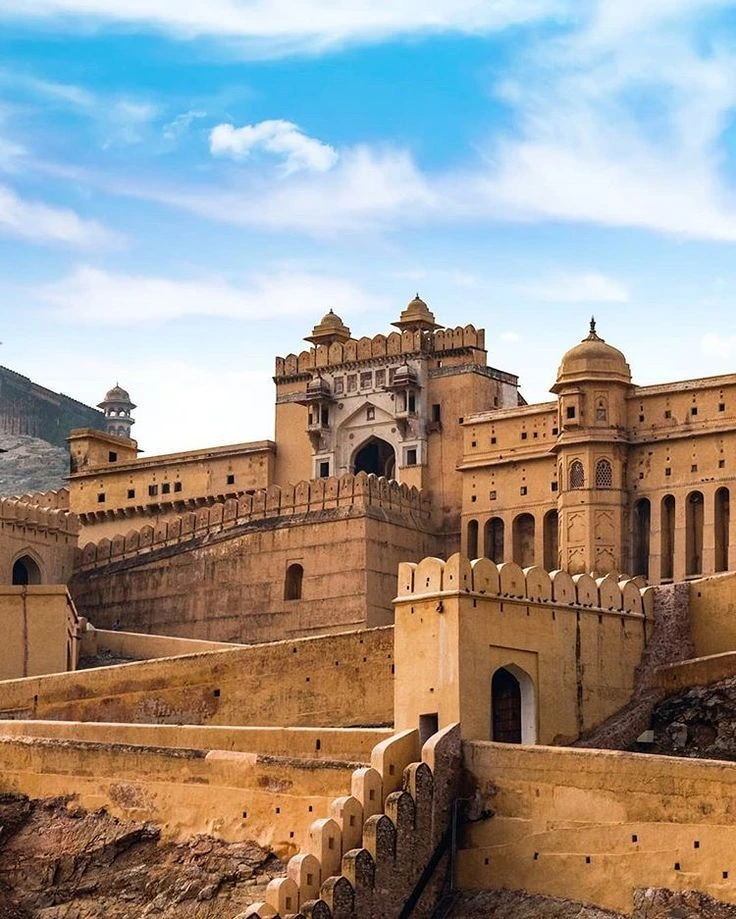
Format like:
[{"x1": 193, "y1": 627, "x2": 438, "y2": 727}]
[
  {"x1": 491, "y1": 665, "x2": 537, "y2": 744},
  {"x1": 352, "y1": 437, "x2": 396, "y2": 479},
  {"x1": 12, "y1": 555, "x2": 42, "y2": 586}
]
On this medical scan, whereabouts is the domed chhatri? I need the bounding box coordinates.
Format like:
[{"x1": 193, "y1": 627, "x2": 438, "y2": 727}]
[
  {"x1": 392, "y1": 293, "x2": 440, "y2": 332},
  {"x1": 304, "y1": 309, "x2": 352, "y2": 346},
  {"x1": 553, "y1": 316, "x2": 631, "y2": 390},
  {"x1": 97, "y1": 382, "x2": 136, "y2": 439}
]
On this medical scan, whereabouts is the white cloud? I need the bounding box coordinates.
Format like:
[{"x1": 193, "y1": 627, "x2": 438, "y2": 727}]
[
  {"x1": 163, "y1": 110, "x2": 206, "y2": 143},
  {"x1": 0, "y1": 184, "x2": 120, "y2": 247},
  {"x1": 701, "y1": 332, "x2": 736, "y2": 359},
  {"x1": 144, "y1": 144, "x2": 434, "y2": 235},
  {"x1": 210, "y1": 120, "x2": 338, "y2": 174},
  {"x1": 37, "y1": 264, "x2": 385, "y2": 324},
  {"x1": 500, "y1": 331, "x2": 520, "y2": 342},
  {"x1": 0, "y1": 1, "x2": 568, "y2": 53},
  {"x1": 518, "y1": 272, "x2": 630, "y2": 303}
]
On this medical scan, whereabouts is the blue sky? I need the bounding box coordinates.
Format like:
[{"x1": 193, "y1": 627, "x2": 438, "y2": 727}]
[{"x1": 2, "y1": 1, "x2": 736, "y2": 453}]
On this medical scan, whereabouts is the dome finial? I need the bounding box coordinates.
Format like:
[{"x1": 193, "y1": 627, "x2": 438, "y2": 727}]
[
  {"x1": 590, "y1": 316, "x2": 596, "y2": 334},
  {"x1": 586, "y1": 315, "x2": 601, "y2": 341}
]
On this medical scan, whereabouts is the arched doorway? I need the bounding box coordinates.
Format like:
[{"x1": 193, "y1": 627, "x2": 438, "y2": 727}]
[
  {"x1": 686, "y1": 491, "x2": 704, "y2": 577},
  {"x1": 467, "y1": 519, "x2": 479, "y2": 559},
  {"x1": 352, "y1": 437, "x2": 396, "y2": 479},
  {"x1": 12, "y1": 555, "x2": 42, "y2": 586},
  {"x1": 715, "y1": 487, "x2": 730, "y2": 573},
  {"x1": 485, "y1": 517, "x2": 504, "y2": 564},
  {"x1": 543, "y1": 510, "x2": 558, "y2": 571},
  {"x1": 491, "y1": 665, "x2": 537, "y2": 744},
  {"x1": 633, "y1": 498, "x2": 651, "y2": 578}
]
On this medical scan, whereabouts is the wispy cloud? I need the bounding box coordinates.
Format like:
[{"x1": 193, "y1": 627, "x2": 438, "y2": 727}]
[
  {"x1": 210, "y1": 120, "x2": 338, "y2": 174},
  {"x1": 0, "y1": 184, "x2": 121, "y2": 247},
  {"x1": 0, "y1": 1, "x2": 569, "y2": 54},
  {"x1": 163, "y1": 110, "x2": 206, "y2": 143},
  {"x1": 37, "y1": 264, "x2": 385, "y2": 323},
  {"x1": 518, "y1": 272, "x2": 630, "y2": 303}
]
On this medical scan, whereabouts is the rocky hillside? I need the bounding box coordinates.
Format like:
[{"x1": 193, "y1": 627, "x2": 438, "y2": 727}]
[
  {"x1": 450, "y1": 888, "x2": 736, "y2": 918},
  {"x1": 0, "y1": 794, "x2": 283, "y2": 918},
  {"x1": 0, "y1": 434, "x2": 68, "y2": 496},
  {"x1": 650, "y1": 675, "x2": 736, "y2": 761}
]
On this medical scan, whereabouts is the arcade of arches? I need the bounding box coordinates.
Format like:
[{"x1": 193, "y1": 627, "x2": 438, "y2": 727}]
[{"x1": 466, "y1": 511, "x2": 558, "y2": 570}]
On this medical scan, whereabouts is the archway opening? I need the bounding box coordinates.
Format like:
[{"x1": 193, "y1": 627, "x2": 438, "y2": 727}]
[
  {"x1": 485, "y1": 517, "x2": 504, "y2": 564},
  {"x1": 12, "y1": 555, "x2": 42, "y2": 586},
  {"x1": 661, "y1": 495, "x2": 675, "y2": 581},
  {"x1": 512, "y1": 513, "x2": 535, "y2": 567},
  {"x1": 633, "y1": 498, "x2": 651, "y2": 579},
  {"x1": 467, "y1": 519, "x2": 479, "y2": 559},
  {"x1": 491, "y1": 665, "x2": 537, "y2": 744},
  {"x1": 716, "y1": 487, "x2": 730, "y2": 573},
  {"x1": 352, "y1": 437, "x2": 396, "y2": 479},
  {"x1": 686, "y1": 491, "x2": 704, "y2": 577},
  {"x1": 543, "y1": 510, "x2": 558, "y2": 571}
]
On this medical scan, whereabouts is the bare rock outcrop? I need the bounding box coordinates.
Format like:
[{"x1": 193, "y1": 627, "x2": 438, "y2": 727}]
[{"x1": 0, "y1": 793, "x2": 283, "y2": 918}]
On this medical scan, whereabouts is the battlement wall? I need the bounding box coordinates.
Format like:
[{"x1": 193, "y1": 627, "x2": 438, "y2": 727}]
[
  {"x1": 275, "y1": 325, "x2": 485, "y2": 378},
  {"x1": 397, "y1": 553, "x2": 653, "y2": 617},
  {"x1": 10, "y1": 487, "x2": 70, "y2": 509},
  {"x1": 0, "y1": 626, "x2": 394, "y2": 728},
  {"x1": 75, "y1": 472, "x2": 431, "y2": 573},
  {"x1": 0, "y1": 495, "x2": 78, "y2": 539}
]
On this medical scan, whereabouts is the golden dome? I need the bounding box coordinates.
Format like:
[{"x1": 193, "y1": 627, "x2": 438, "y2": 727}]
[
  {"x1": 392, "y1": 293, "x2": 440, "y2": 331},
  {"x1": 553, "y1": 318, "x2": 631, "y2": 390},
  {"x1": 304, "y1": 309, "x2": 351, "y2": 345}
]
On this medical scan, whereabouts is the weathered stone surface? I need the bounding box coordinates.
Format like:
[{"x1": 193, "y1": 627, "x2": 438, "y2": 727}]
[
  {"x1": 449, "y1": 888, "x2": 736, "y2": 918},
  {"x1": 651, "y1": 675, "x2": 736, "y2": 760},
  {"x1": 0, "y1": 793, "x2": 283, "y2": 918}
]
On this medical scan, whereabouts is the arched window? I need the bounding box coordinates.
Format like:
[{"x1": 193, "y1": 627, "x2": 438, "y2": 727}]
[
  {"x1": 595, "y1": 397, "x2": 608, "y2": 422},
  {"x1": 543, "y1": 510, "x2": 559, "y2": 571},
  {"x1": 633, "y1": 498, "x2": 651, "y2": 578},
  {"x1": 11, "y1": 555, "x2": 42, "y2": 586},
  {"x1": 595, "y1": 458, "x2": 613, "y2": 489},
  {"x1": 686, "y1": 491, "x2": 704, "y2": 577},
  {"x1": 485, "y1": 517, "x2": 504, "y2": 564},
  {"x1": 715, "y1": 487, "x2": 730, "y2": 573},
  {"x1": 467, "y1": 520, "x2": 479, "y2": 559},
  {"x1": 512, "y1": 513, "x2": 535, "y2": 567},
  {"x1": 569, "y1": 460, "x2": 585, "y2": 490},
  {"x1": 661, "y1": 495, "x2": 675, "y2": 580},
  {"x1": 284, "y1": 563, "x2": 303, "y2": 601}
]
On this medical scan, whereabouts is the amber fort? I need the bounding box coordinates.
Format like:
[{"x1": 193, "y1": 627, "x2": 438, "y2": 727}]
[{"x1": 4, "y1": 295, "x2": 736, "y2": 917}]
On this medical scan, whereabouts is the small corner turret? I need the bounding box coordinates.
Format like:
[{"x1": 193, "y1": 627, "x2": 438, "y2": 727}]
[{"x1": 98, "y1": 383, "x2": 136, "y2": 440}]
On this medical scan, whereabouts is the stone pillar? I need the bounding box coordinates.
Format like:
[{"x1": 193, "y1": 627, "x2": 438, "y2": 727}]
[
  {"x1": 649, "y1": 494, "x2": 662, "y2": 585},
  {"x1": 674, "y1": 493, "x2": 687, "y2": 582},
  {"x1": 701, "y1": 485, "x2": 716, "y2": 577}
]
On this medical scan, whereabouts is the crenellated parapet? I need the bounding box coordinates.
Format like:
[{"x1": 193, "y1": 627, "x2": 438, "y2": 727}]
[
  {"x1": 75, "y1": 472, "x2": 431, "y2": 572},
  {"x1": 243, "y1": 723, "x2": 461, "y2": 919},
  {"x1": 397, "y1": 553, "x2": 653, "y2": 617},
  {"x1": 10, "y1": 487, "x2": 70, "y2": 510},
  {"x1": 0, "y1": 496, "x2": 79, "y2": 538},
  {"x1": 275, "y1": 325, "x2": 485, "y2": 379}
]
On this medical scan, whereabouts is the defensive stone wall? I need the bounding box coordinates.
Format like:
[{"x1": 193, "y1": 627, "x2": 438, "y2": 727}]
[
  {"x1": 275, "y1": 326, "x2": 485, "y2": 379},
  {"x1": 75, "y1": 472, "x2": 430, "y2": 572},
  {"x1": 245, "y1": 723, "x2": 462, "y2": 919},
  {"x1": 80, "y1": 625, "x2": 244, "y2": 661},
  {"x1": 0, "y1": 720, "x2": 393, "y2": 763},
  {"x1": 9, "y1": 486, "x2": 70, "y2": 509},
  {"x1": 656, "y1": 652, "x2": 736, "y2": 694},
  {"x1": 459, "y1": 740, "x2": 736, "y2": 914},
  {"x1": 0, "y1": 733, "x2": 356, "y2": 853},
  {"x1": 0, "y1": 495, "x2": 78, "y2": 539},
  {"x1": 0, "y1": 626, "x2": 394, "y2": 727},
  {"x1": 397, "y1": 553, "x2": 653, "y2": 616}
]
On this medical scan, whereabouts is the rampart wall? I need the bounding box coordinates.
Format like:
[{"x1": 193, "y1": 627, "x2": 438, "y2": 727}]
[
  {"x1": 0, "y1": 734, "x2": 355, "y2": 855},
  {"x1": 0, "y1": 626, "x2": 394, "y2": 727},
  {"x1": 0, "y1": 365, "x2": 104, "y2": 447},
  {"x1": 0, "y1": 721, "x2": 393, "y2": 763},
  {"x1": 11, "y1": 486, "x2": 70, "y2": 509},
  {"x1": 0, "y1": 496, "x2": 79, "y2": 583},
  {"x1": 80, "y1": 626, "x2": 244, "y2": 660},
  {"x1": 70, "y1": 473, "x2": 440, "y2": 643},
  {"x1": 275, "y1": 326, "x2": 485, "y2": 378},
  {"x1": 0, "y1": 586, "x2": 80, "y2": 680},
  {"x1": 459, "y1": 741, "x2": 736, "y2": 914},
  {"x1": 74, "y1": 472, "x2": 431, "y2": 571}
]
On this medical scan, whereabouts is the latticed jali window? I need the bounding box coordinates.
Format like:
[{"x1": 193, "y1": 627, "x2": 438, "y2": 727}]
[
  {"x1": 596, "y1": 458, "x2": 613, "y2": 488},
  {"x1": 569, "y1": 460, "x2": 585, "y2": 490}
]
